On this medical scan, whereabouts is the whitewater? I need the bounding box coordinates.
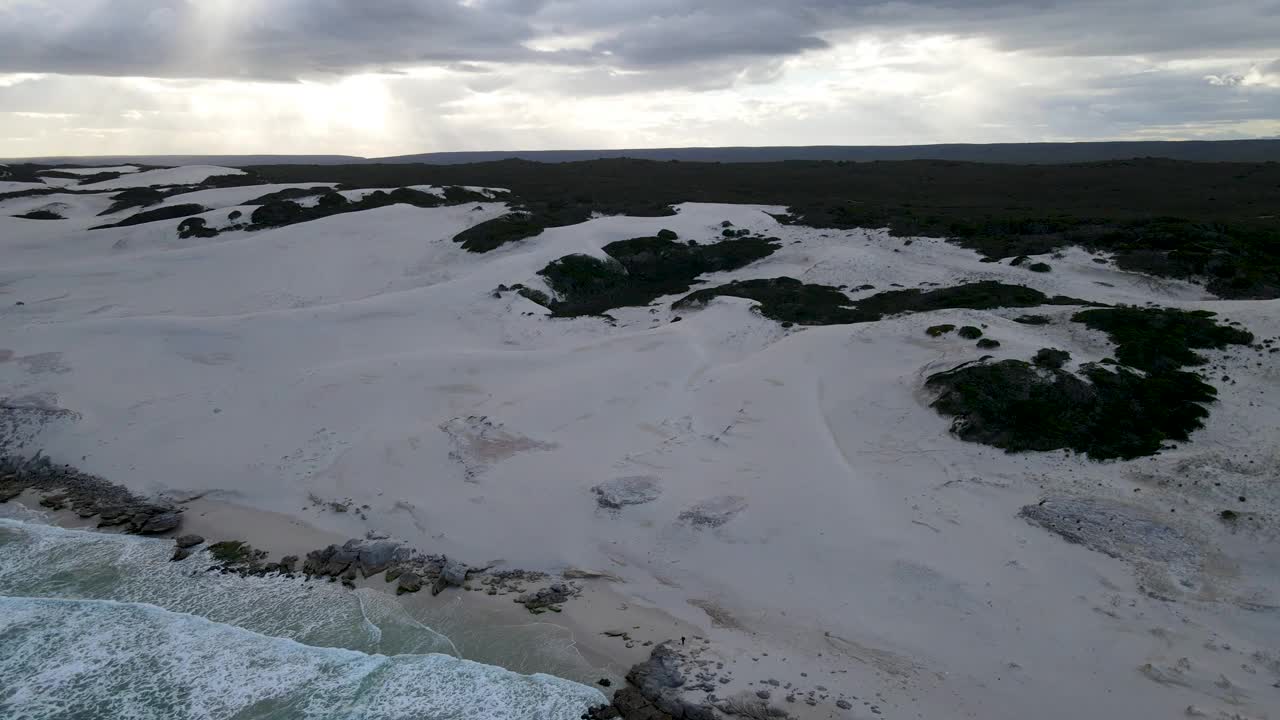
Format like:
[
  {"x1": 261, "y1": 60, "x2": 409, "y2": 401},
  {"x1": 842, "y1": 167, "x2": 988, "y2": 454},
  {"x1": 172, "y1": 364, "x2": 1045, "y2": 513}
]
[{"x1": 0, "y1": 517, "x2": 606, "y2": 719}]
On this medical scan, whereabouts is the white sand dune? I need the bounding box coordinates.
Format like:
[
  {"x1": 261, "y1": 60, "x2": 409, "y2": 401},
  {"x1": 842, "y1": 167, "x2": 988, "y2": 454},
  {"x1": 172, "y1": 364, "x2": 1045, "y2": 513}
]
[
  {"x1": 2, "y1": 169, "x2": 1278, "y2": 719},
  {"x1": 43, "y1": 165, "x2": 143, "y2": 175}
]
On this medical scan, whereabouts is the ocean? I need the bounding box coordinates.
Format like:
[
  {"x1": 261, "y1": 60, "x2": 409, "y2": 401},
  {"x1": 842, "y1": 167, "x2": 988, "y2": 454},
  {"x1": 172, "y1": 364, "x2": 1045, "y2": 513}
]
[{"x1": 0, "y1": 516, "x2": 607, "y2": 719}]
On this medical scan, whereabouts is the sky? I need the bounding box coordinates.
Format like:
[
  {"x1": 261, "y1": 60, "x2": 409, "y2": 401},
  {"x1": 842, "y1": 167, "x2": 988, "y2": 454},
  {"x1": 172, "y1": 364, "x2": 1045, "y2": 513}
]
[{"x1": 1, "y1": 0, "x2": 1278, "y2": 157}]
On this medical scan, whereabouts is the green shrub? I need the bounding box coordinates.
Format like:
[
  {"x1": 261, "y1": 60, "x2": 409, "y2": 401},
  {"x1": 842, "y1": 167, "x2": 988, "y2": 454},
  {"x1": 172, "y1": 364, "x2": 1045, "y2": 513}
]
[
  {"x1": 1032, "y1": 348, "x2": 1070, "y2": 369},
  {"x1": 539, "y1": 236, "x2": 780, "y2": 316}
]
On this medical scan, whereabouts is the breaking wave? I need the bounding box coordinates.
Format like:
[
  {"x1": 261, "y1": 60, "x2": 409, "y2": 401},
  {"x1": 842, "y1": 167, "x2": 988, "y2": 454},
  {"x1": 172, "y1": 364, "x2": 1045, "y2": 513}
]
[{"x1": 0, "y1": 519, "x2": 604, "y2": 720}]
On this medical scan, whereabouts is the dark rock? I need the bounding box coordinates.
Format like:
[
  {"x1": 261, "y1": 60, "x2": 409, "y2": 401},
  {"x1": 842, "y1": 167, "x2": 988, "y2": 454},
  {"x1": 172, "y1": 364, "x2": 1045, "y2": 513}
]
[
  {"x1": 593, "y1": 476, "x2": 662, "y2": 509},
  {"x1": 397, "y1": 570, "x2": 423, "y2": 595},
  {"x1": 175, "y1": 534, "x2": 205, "y2": 548},
  {"x1": 957, "y1": 326, "x2": 983, "y2": 339},
  {"x1": 96, "y1": 506, "x2": 132, "y2": 527},
  {"x1": 137, "y1": 512, "x2": 180, "y2": 535},
  {"x1": 756, "y1": 690, "x2": 772, "y2": 700},
  {"x1": 517, "y1": 582, "x2": 575, "y2": 610},
  {"x1": 441, "y1": 557, "x2": 469, "y2": 586},
  {"x1": 581, "y1": 704, "x2": 622, "y2": 719},
  {"x1": 171, "y1": 547, "x2": 192, "y2": 562},
  {"x1": 39, "y1": 493, "x2": 69, "y2": 510},
  {"x1": 303, "y1": 542, "x2": 358, "y2": 577},
  {"x1": 1019, "y1": 497, "x2": 1198, "y2": 566},
  {"x1": 836, "y1": 699, "x2": 852, "y2": 710},
  {"x1": 678, "y1": 496, "x2": 747, "y2": 528},
  {"x1": 356, "y1": 540, "x2": 404, "y2": 577}
]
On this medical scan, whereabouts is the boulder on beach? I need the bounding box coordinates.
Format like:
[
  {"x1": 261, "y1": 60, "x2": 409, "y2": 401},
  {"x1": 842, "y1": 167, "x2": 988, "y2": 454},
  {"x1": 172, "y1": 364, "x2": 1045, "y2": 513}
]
[
  {"x1": 137, "y1": 511, "x2": 180, "y2": 535},
  {"x1": 592, "y1": 476, "x2": 662, "y2": 510},
  {"x1": 397, "y1": 570, "x2": 423, "y2": 595},
  {"x1": 175, "y1": 534, "x2": 204, "y2": 548}
]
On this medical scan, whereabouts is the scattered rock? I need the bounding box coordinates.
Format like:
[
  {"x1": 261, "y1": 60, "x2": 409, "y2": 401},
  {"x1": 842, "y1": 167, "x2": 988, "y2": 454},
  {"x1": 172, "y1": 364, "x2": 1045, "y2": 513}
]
[
  {"x1": 517, "y1": 582, "x2": 576, "y2": 611},
  {"x1": 679, "y1": 496, "x2": 747, "y2": 528},
  {"x1": 593, "y1": 476, "x2": 663, "y2": 509},
  {"x1": 175, "y1": 534, "x2": 205, "y2": 548}
]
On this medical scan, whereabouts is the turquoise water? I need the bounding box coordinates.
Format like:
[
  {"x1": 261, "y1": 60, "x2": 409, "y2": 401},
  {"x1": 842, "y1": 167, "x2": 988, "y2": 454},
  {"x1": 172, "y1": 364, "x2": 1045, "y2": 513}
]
[{"x1": 0, "y1": 518, "x2": 606, "y2": 719}]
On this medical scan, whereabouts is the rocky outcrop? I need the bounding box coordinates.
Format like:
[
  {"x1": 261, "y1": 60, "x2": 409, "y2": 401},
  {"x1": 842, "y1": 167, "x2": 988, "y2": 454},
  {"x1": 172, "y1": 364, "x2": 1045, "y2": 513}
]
[
  {"x1": 593, "y1": 476, "x2": 662, "y2": 510},
  {"x1": 584, "y1": 644, "x2": 721, "y2": 720},
  {"x1": 300, "y1": 539, "x2": 480, "y2": 598},
  {"x1": 0, "y1": 454, "x2": 185, "y2": 537},
  {"x1": 428, "y1": 556, "x2": 471, "y2": 595},
  {"x1": 516, "y1": 582, "x2": 576, "y2": 613},
  {"x1": 137, "y1": 511, "x2": 181, "y2": 534}
]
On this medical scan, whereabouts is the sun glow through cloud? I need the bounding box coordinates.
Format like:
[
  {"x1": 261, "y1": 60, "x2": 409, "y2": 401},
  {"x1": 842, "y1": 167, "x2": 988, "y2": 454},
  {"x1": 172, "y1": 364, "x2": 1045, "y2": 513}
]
[{"x1": 0, "y1": 1, "x2": 1277, "y2": 156}]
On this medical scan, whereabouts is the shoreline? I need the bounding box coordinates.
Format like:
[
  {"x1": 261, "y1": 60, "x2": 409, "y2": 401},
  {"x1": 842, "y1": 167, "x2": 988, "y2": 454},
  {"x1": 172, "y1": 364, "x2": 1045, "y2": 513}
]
[{"x1": 1, "y1": 465, "x2": 850, "y2": 720}]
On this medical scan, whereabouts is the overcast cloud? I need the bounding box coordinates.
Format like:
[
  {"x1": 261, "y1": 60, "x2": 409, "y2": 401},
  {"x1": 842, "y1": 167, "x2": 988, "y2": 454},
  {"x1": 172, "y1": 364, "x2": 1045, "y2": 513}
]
[{"x1": 0, "y1": 0, "x2": 1277, "y2": 156}]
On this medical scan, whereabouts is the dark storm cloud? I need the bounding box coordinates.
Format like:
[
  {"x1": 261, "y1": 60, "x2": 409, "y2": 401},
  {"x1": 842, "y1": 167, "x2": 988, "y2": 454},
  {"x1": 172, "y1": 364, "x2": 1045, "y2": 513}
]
[{"x1": 0, "y1": 0, "x2": 1276, "y2": 81}]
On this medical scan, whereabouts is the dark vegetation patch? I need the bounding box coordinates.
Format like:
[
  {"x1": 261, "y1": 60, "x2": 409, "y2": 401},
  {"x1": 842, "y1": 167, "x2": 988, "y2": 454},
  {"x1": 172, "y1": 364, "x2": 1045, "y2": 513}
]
[
  {"x1": 976, "y1": 338, "x2": 1001, "y2": 349},
  {"x1": 13, "y1": 210, "x2": 62, "y2": 220},
  {"x1": 674, "y1": 277, "x2": 859, "y2": 324},
  {"x1": 73, "y1": 171, "x2": 125, "y2": 185},
  {"x1": 235, "y1": 159, "x2": 1280, "y2": 296},
  {"x1": 926, "y1": 308, "x2": 1254, "y2": 459},
  {"x1": 1014, "y1": 314, "x2": 1052, "y2": 325},
  {"x1": 247, "y1": 186, "x2": 492, "y2": 231},
  {"x1": 245, "y1": 186, "x2": 332, "y2": 205},
  {"x1": 1072, "y1": 307, "x2": 1254, "y2": 373},
  {"x1": 532, "y1": 235, "x2": 780, "y2": 316},
  {"x1": 0, "y1": 187, "x2": 57, "y2": 202},
  {"x1": 0, "y1": 163, "x2": 52, "y2": 184},
  {"x1": 845, "y1": 281, "x2": 1093, "y2": 318},
  {"x1": 35, "y1": 170, "x2": 91, "y2": 181},
  {"x1": 92, "y1": 203, "x2": 207, "y2": 229},
  {"x1": 677, "y1": 279, "x2": 1096, "y2": 327},
  {"x1": 688, "y1": 280, "x2": 1070, "y2": 328},
  {"x1": 453, "y1": 199, "x2": 675, "y2": 253},
  {"x1": 93, "y1": 173, "x2": 267, "y2": 216},
  {"x1": 99, "y1": 187, "x2": 170, "y2": 215},
  {"x1": 1033, "y1": 348, "x2": 1071, "y2": 369},
  {"x1": 957, "y1": 326, "x2": 983, "y2": 339},
  {"x1": 454, "y1": 204, "x2": 591, "y2": 252},
  {"x1": 177, "y1": 217, "x2": 219, "y2": 239},
  {"x1": 783, "y1": 209, "x2": 1280, "y2": 299}
]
